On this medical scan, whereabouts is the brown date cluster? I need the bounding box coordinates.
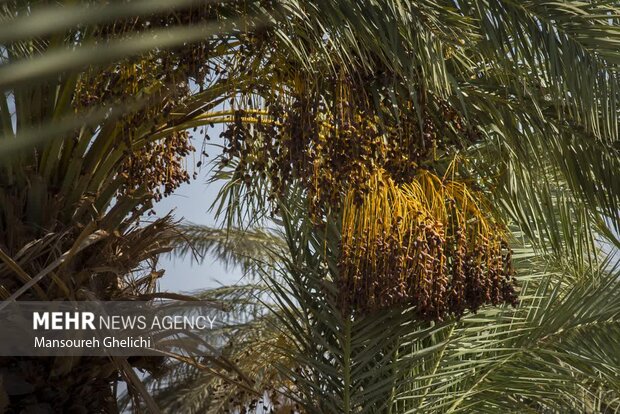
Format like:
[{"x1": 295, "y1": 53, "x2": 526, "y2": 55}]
[
  {"x1": 337, "y1": 173, "x2": 518, "y2": 320},
  {"x1": 72, "y1": 1, "x2": 260, "y2": 205},
  {"x1": 74, "y1": 55, "x2": 199, "y2": 203},
  {"x1": 219, "y1": 75, "x2": 473, "y2": 220},
  {"x1": 217, "y1": 71, "x2": 518, "y2": 320},
  {"x1": 338, "y1": 222, "x2": 518, "y2": 320}
]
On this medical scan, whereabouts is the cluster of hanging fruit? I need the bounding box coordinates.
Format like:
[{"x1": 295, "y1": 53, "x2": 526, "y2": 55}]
[
  {"x1": 72, "y1": 1, "x2": 260, "y2": 204},
  {"x1": 338, "y1": 170, "x2": 518, "y2": 320},
  {"x1": 74, "y1": 51, "x2": 204, "y2": 202},
  {"x1": 218, "y1": 66, "x2": 518, "y2": 319},
  {"x1": 220, "y1": 73, "x2": 471, "y2": 218}
]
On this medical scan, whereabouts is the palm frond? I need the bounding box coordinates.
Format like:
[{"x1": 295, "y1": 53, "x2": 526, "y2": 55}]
[
  {"x1": 172, "y1": 224, "x2": 287, "y2": 274},
  {"x1": 260, "y1": 188, "x2": 620, "y2": 413}
]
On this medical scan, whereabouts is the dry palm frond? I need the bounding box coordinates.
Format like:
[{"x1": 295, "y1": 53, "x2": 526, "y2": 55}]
[
  {"x1": 339, "y1": 169, "x2": 518, "y2": 320},
  {"x1": 199, "y1": 325, "x2": 297, "y2": 413},
  {"x1": 132, "y1": 286, "x2": 297, "y2": 414}
]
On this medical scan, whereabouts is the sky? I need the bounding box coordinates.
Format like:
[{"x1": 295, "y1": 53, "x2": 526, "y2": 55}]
[{"x1": 151, "y1": 133, "x2": 245, "y2": 294}]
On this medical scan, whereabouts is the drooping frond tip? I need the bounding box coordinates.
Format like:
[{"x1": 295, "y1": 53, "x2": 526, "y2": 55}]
[{"x1": 339, "y1": 170, "x2": 518, "y2": 320}]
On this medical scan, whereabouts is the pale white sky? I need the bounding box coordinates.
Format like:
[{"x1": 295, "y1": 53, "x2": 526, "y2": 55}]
[{"x1": 152, "y1": 133, "x2": 245, "y2": 294}]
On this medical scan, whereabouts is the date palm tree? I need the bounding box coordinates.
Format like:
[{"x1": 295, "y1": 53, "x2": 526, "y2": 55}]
[
  {"x1": 145, "y1": 207, "x2": 619, "y2": 413},
  {"x1": 141, "y1": 0, "x2": 620, "y2": 412},
  {"x1": 1, "y1": 0, "x2": 619, "y2": 413},
  {"x1": 0, "y1": 1, "x2": 268, "y2": 412}
]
